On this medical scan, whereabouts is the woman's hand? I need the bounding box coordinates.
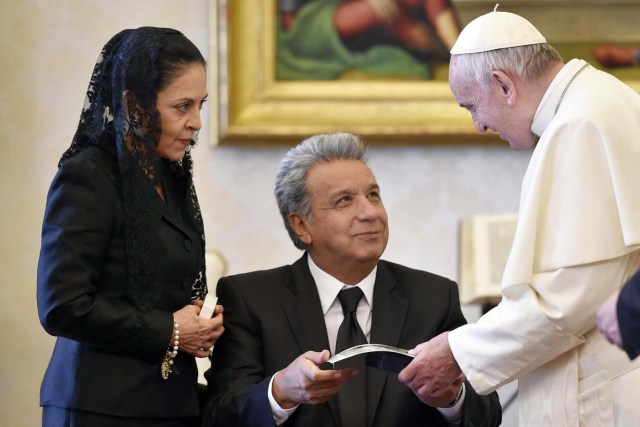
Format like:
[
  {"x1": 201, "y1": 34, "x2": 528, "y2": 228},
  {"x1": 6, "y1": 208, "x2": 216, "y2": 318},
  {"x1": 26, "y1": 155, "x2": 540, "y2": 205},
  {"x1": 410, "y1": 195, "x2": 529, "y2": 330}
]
[{"x1": 172, "y1": 303, "x2": 224, "y2": 358}]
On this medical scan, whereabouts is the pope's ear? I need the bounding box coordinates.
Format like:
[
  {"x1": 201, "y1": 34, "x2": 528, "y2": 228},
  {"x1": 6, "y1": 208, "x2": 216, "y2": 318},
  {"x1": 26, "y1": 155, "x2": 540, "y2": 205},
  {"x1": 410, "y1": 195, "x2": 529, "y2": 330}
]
[
  {"x1": 288, "y1": 213, "x2": 312, "y2": 245},
  {"x1": 491, "y1": 70, "x2": 516, "y2": 105}
]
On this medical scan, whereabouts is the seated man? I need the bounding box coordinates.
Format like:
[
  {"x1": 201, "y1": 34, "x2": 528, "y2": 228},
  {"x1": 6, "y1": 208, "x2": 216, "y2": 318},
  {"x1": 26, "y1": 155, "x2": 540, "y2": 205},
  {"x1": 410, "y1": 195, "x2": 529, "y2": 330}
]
[{"x1": 201, "y1": 133, "x2": 501, "y2": 427}]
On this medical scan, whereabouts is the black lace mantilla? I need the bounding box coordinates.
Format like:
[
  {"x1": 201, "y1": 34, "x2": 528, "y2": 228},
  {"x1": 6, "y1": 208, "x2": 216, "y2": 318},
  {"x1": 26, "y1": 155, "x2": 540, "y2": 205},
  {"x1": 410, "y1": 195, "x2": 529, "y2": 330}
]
[{"x1": 60, "y1": 27, "x2": 207, "y2": 310}]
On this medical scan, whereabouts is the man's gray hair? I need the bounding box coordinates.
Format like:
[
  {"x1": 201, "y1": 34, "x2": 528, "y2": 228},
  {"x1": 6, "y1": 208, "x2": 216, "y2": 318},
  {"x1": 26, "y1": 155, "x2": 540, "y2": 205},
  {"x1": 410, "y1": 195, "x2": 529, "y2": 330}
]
[
  {"x1": 274, "y1": 133, "x2": 368, "y2": 249},
  {"x1": 452, "y1": 43, "x2": 562, "y2": 91}
]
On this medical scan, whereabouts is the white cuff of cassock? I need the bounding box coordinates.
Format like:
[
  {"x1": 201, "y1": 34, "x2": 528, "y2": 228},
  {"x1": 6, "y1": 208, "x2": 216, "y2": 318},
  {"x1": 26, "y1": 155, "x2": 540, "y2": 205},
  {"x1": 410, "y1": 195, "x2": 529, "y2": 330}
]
[
  {"x1": 436, "y1": 382, "x2": 466, "y2": 426},
  {"x1": 268, "y1": 372, "x2": 299, "y2": 425}
]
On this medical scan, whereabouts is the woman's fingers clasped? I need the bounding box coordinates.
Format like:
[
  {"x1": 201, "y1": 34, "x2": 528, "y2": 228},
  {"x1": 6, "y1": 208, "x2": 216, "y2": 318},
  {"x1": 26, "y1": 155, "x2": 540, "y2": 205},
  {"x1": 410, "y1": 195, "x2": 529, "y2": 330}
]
[{"x1": 172, "y1": 304, "x2": 224, "y2": 357}]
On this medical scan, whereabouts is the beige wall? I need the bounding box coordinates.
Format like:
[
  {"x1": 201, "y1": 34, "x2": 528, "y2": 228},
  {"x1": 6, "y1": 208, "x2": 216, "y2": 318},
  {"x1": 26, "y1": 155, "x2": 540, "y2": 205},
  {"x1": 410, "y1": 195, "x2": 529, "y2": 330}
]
[{"x1": 0, "y1": 1, "x2": 531, "y2": 425}]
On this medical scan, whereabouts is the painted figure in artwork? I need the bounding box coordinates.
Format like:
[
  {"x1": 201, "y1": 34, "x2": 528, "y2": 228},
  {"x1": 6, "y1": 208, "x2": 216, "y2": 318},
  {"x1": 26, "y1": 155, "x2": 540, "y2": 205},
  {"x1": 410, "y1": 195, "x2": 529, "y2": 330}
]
[{"x1": 277, "y1": 0, "x2": 461, "y2": 80}]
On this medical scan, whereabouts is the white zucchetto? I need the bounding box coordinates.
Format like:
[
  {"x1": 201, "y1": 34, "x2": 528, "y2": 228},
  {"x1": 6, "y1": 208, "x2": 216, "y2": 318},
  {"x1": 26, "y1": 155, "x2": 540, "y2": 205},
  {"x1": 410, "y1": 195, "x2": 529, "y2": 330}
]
[{"x1": 450, "y1": 4, "x2": 546, "y2": 55}]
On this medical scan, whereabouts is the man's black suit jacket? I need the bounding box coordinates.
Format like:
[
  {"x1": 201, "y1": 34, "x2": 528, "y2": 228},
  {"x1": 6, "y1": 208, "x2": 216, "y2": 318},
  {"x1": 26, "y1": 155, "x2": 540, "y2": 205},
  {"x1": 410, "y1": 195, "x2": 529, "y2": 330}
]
[
  {"x1": 37, "y1": 147, "x2": 203, "y2": 418},
  {"x1": 202, "y1": 254, "x2": 501, "y2": 426},
  {"x1": 619, "y1": 268, "x2": 640, "y2": 359}
]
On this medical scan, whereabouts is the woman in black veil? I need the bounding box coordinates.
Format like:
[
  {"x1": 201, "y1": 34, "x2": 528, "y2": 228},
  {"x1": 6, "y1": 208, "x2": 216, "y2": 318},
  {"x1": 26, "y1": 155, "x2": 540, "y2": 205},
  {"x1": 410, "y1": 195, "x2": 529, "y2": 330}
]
[{"x1": 37, "y1": 27, "x2": 224, "y2": 426}]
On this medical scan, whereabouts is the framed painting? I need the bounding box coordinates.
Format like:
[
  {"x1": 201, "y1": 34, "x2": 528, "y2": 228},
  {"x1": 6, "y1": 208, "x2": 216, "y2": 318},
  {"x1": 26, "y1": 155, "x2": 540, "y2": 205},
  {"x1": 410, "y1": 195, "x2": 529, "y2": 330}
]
[{"x1": 210, "y1": 0, "x2": 640, "y2": 146}]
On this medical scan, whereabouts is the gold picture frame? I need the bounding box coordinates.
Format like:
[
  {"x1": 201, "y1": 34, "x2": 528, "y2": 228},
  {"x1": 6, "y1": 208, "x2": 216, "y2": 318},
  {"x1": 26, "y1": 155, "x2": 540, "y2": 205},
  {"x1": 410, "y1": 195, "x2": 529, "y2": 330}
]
[
  {"x1": 209, "y1": 0, "x2": 492, "y2": 146},
  {"x1": 210, "y1": 0, "x2": 640, "y2": 146}
]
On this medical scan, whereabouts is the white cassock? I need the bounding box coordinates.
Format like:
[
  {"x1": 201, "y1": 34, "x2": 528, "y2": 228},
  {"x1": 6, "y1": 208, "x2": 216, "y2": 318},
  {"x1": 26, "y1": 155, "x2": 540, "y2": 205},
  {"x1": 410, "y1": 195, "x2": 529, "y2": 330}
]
[{"x1": 449, "y1": 59, "x2": 640, "y2": 426}]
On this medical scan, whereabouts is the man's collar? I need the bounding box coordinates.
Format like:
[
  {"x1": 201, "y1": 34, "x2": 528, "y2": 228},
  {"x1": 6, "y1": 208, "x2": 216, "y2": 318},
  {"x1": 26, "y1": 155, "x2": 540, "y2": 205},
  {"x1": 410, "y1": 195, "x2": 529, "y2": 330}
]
[{"x1": 307, "y1": 255, "x2": 376, "y2": 315}]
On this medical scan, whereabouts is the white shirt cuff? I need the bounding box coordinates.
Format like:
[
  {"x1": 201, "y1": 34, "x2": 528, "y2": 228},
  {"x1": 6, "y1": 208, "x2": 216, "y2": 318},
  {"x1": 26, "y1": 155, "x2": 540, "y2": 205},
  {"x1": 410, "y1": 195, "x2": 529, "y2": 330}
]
[
  {"x1": 436, "y1": 382, "x2": 466, "y2": 426},
  {"x1": 268, "y1": 372, "x2": 299, "y2": 425}
]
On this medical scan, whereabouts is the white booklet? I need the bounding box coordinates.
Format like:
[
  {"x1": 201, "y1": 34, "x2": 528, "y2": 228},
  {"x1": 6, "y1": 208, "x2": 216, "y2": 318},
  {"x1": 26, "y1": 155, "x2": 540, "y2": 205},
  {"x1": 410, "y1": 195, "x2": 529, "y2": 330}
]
[
  {"x1": 325, "y1": 344, "x2": 414, "y2": 373},
  {"x1": 199, "y1": 294, "x2": 218, "y2": 319}
]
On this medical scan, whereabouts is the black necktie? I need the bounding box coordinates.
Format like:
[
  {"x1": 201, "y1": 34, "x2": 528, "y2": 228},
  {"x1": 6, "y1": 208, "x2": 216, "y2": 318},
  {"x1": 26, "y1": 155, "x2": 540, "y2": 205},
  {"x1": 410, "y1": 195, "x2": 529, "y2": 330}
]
[{"x1": 336, "y1": 287, "x2": 367, "y2": 427}]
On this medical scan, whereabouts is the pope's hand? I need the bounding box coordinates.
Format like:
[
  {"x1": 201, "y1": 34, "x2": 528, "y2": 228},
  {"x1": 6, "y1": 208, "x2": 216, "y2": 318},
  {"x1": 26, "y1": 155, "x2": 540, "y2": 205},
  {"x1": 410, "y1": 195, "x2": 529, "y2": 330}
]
[{"x1": 398, "y1": 332, "x2": 463, "y2": 401}]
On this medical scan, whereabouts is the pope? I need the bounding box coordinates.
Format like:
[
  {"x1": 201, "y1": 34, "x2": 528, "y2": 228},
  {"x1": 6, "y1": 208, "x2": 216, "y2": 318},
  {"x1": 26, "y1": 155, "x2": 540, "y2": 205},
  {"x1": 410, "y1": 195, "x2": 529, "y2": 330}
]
[{"x1": 398, "y1": 5, "x2": 640, "y2": 427}]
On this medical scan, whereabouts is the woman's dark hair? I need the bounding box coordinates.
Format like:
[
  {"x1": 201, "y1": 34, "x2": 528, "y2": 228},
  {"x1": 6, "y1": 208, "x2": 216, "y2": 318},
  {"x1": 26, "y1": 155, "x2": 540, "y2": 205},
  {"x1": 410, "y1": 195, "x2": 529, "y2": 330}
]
[{"x1": 156, "y1": 33, "x2": 206, "y2": 91}]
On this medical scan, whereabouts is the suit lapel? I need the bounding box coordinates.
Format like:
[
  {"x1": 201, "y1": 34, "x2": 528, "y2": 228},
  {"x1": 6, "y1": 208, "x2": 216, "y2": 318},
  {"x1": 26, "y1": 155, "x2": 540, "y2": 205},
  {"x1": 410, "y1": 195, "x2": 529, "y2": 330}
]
[
  {"x1": 157, "y1": 168, "x2": 190, "y2": 235},
  {"x1": 367, "y1": 261, "x2": 409, "y2": 426},
  {"x1": 281, "y1": 255, "x2": 340, "y2": 424},
  {"x1": 281, "y1": 255, "x2": 331, "y2": 352}
]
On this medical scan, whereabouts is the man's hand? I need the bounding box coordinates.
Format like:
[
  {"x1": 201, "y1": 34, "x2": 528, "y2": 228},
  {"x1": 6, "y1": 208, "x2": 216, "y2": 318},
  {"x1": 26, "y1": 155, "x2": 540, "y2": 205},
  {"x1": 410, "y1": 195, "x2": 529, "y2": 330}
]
[
  {"x1": 398, "y1": 332, "x2": 463, "y2": 401},
  {"x1": 597, "y1": 290, "x2": 623, "y2": 348},
  {"x1": 272, "y1": 350, "x2": 358, "y2": 409}
]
